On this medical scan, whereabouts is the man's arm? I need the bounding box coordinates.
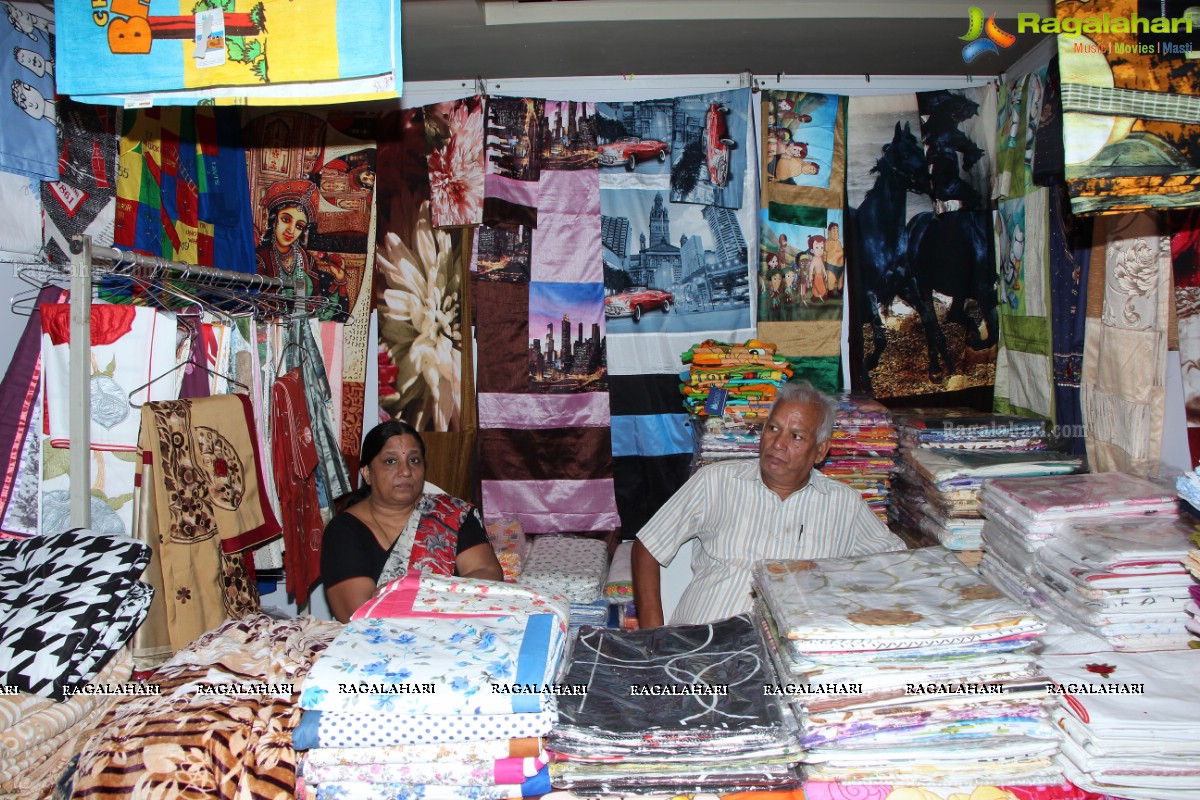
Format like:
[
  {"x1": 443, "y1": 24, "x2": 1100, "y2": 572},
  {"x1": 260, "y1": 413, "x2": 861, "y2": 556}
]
[{"x1": 631, "y1": 540, "x2": 666, "y2": 628}]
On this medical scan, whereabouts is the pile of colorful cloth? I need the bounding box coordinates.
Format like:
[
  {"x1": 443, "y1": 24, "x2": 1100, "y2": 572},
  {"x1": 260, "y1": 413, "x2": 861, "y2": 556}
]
[
  {"x1": 822, "y1": 394, "x2": 897, "y2": 524},
  {"x1": 679, "y1": 339, "x2": 794, "y2": 424},
  {"x1": 548, "y1": 614, "x2": 804, "y2": 794},
  {"x1": 981, "y1": 472, "x2": 1190, "y2": 651},
  {"x1": 295, "y1": 573, "x2": 570, "y2": 799},
  {"x1": 68, "y1": 614, "x2": 340, "y2": 800},
  {"x1": 752, "y1": 547, "x2": 1059, "y2": 786}
]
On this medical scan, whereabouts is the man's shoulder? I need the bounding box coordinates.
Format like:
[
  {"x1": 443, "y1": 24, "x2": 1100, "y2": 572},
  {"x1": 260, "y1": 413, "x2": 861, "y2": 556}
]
[
  {"x1": 811, "y1": 470, "x2": 867, "y2": 503},
  {"x1": 693, "y1": 460, "x2": 759, "y2": 484}
]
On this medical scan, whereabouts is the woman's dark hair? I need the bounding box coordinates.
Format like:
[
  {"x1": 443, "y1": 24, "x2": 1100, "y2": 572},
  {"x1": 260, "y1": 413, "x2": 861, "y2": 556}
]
[{"x1": 361, "y1": 419, "x2": 426, "y2": 466}]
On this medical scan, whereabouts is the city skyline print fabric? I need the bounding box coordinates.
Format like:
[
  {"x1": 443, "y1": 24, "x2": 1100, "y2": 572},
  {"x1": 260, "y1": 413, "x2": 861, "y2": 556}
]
[
  {"x1": 596, "y1": 90, "x2": 757, "y2": 536},
  {"x1": 472, "y1": 97, "x2": 618, "y2": 534}
]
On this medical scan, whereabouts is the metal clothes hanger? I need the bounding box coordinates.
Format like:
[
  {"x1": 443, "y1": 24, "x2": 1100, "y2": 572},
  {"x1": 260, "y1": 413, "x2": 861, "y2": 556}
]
[{"x1": 126, "y1": 324, "x2": 251, "y2": 408}]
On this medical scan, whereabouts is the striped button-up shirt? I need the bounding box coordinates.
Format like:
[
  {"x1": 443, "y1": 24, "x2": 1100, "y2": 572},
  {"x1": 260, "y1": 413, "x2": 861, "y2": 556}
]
[{"x1": 638, "y1": 460, "x2": 905, "y2": 625}]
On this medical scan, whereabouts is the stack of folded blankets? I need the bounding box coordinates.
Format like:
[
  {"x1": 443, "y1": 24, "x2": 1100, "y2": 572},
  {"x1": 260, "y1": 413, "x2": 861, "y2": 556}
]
[
  {"x1": 821, "y1": 394, "x2": 898, "y2": 524},
  {"x1": 548, "y1": 614, "x2": 804, "y2": 793},
  {"x1": 295, "y1": 573, "x2": 570, "y2": 799},
  {"x1": 980, "y1": 472, "x2": 1187, "y2": 651},
  {"x1": 679, "y1": 338, "x2": 793, "y2": 424},
  {"x1": 689, "y1": 414, "x2": 763, "y2": 468},
  {"x1": 518, "y1": 535, "x2": 610, "y2": 630},
  {"x1": 1042, "y1": 649, "x2": 1200, "y2": 799},
  {"x1": 751, "y1": 547, "x2": 1060, "y2": 786},
  {"x1": 895, "y1": 448, "x2": 1083, "y2": 551},
  {"x1": 0, "y1": 530, "x2": 152, "y2": 702},
  {"x1": 71, "y1": 614, "x2": 340, "y2": 799},
  {"x1": 0, "y1": 648, "x2": 133, "y2": 798},
  {"x1": 890, "y1": 409, "x2": 1052, "y2": 557}
]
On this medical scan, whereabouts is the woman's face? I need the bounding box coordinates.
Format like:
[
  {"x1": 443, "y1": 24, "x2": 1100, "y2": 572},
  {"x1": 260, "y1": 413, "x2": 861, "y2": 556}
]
[
  {"x1": 274, "y1": 204, "x2": 309, "y2": 252},
  {"x1": 770, "y1": 272, "x2": 783, "y2": 291},
  {"x1": 362, "y1": 434, "x2": 426, "y2": 509}
]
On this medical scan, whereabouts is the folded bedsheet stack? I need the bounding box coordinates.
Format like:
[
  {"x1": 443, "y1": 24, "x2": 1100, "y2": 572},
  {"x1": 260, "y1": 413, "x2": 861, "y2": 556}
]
[
  {"x1": 517, "y1": 535, "x2": 609, "y2": 630},
  {"x1": 1174, "y1": 472, "x2": 1200, "y2": 643},
  {"x1": 0, "y1": 648, "x2": 132, "y2": 798},
  {"x1": 1024, "y1": 516, "x2": 1198, "y2": 646},
  {"x1": 70, "y1": 614, "x2": 340, "y2": 799},
  {"x1": 0, "y1": 530, "x2": 152, "y2": 702},
  {"x1": 548, "y1": 614, "x2": 805, "y2": 794},
  {"x1": 751, "y1": 547, "x2": 1060, "y2": 786},
  {"x1": 822, "y1": 394, "x2": 897, "y2": 524},
  {"x1": 895, "y1": 448, "x2": 1083, "y2": 551},
  {"x1": 1042, "y1": 649, "x2": 1200, "y2": 800},
  {"x1": 295, "y1": 573, "x2": 571, "y2": 800},
  {"x1": 895, "y1": 408, "x2": 1050, "y2": 452},
  {"x1": 890, "y1": 409, "x2": 1053, "y2": 554},
  {"x1": 980, "y1": 472, "x2": 1187, "y2": 651}
]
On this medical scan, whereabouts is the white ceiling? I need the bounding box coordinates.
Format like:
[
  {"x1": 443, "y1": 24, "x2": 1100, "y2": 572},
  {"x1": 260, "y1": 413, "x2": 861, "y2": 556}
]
[{"x1": 401, "y1": 0, "x2": 1057, "y2": 83}]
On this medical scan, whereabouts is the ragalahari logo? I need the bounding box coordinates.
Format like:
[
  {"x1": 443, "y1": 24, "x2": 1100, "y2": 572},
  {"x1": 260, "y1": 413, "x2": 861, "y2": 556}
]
[{"x1": 960, "y1": 7, "x2": 1017, "y2": 63}]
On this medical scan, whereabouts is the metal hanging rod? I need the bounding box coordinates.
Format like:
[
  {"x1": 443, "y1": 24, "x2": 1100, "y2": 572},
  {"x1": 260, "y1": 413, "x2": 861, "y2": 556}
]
[{"x1": 75, "y1": 236, "x2": 305, "y2": 291}]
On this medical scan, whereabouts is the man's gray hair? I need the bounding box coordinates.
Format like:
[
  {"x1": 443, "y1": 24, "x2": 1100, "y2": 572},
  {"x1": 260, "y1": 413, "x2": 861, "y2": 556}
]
[{"x1": 770, "y1": 380, "x2": 837, "y2": 443}]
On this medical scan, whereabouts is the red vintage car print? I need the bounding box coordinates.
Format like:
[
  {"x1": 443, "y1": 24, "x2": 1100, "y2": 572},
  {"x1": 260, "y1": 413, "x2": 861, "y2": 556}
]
[
  {"x1": 598, "y1": 137, "x2": 670, "y2": 171},
  {"x1": 604, "y1": 287, "x2": 674, "y2": 323},
  {"x1": 705, "y1": 103, "x2": 735, "y2": 186}
]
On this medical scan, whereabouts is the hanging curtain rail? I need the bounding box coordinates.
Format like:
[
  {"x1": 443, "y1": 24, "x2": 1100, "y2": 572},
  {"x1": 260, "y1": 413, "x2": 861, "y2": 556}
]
[
  {"x1": 87, "y1": 241, "x2": 305, "y2": 290},
  {"x1": 65, "y1": 234, "x2": 305, "y2": 528}
]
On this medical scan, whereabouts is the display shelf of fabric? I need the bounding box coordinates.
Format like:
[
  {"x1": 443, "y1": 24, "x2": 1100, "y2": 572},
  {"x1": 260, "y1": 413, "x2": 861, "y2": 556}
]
[
  {"x1": 0, "y1": 529, "x2": 150, "y2": 701},
  {"x1": 1042, "y1": 649, "x2": 1200, "y2": 799},
  {"x1": 516, "y1": 534, "x2": 609, "y2": 606},
  {"x1": 751, "y1": 547, "x2": 1058, "y2": 785},
  {"x1": 297, "y1": 573, "x2": 567, "y2": 798},
  {"x1": 55, "y1": 1, "x2": 403, "y2": 107},
  {"x1": 0, "y1": 648, "x2": 132, "y2": 799},
  {"x1": 65, "y1": 614, "x2": 338, "y2": 799},
  {"x1": 548, "y1": 614, "x2": 804, "y2": 794},
  {"x1": 889, "y1": 408, "x2": 1059, "y2": 547}
]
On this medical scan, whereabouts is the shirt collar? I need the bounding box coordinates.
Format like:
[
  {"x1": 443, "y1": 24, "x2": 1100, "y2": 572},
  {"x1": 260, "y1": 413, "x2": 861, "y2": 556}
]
[{"x1": 739, "y1": 462, "x2": 830, "y2": 495}]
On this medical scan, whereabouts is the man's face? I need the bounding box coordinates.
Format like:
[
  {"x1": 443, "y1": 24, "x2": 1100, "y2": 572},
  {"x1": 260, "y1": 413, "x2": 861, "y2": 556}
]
[{"x1": 759, "y1": 398, "x2": 831, "y2": 496}]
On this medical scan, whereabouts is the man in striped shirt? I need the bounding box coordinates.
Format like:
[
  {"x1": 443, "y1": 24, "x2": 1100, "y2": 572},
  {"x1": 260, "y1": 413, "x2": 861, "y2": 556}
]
[{"x1": 632, "y1": 381, "x2": 905, "y2": 627}]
